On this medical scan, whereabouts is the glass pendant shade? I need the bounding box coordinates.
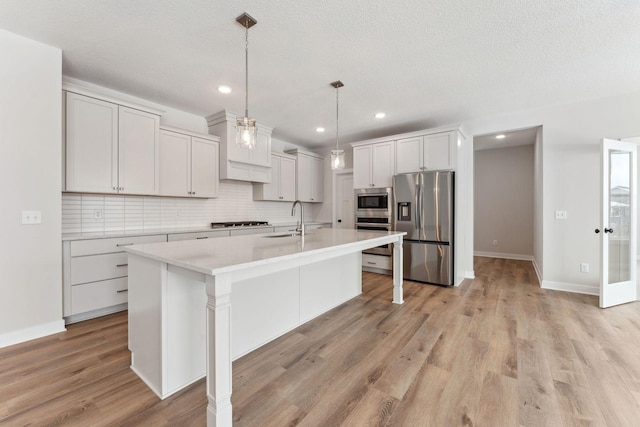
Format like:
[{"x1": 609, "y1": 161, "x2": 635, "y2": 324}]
[
  {"x1": 331, "y1": 149, "x2": 345, "y2": 170},
  {"x1": 236, "y1": 116, "x2": 257, "y2": 149}
]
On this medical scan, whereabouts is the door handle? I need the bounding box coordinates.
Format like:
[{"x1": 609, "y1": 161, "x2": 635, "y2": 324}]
[
  {"x1": 604, "y1": 228, "x2": 614, "y2": 233},
  {"x1": 595, "y1": 229, "x2": 600, "y2": 233}
]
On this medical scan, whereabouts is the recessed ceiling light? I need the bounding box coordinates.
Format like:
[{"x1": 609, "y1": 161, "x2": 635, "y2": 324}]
[
  {"x1": 316, "y1": 127, "x2": 325, "y2": 133},
  {"x1": 218, "y1": 85, "x2": 232, "y2": 94},
  {"x1": 374, "y1": 112, "x2": 386, "y2": 119},
  {"x1": 496, "y1": 134, "x2": 506, "y2": 139}
]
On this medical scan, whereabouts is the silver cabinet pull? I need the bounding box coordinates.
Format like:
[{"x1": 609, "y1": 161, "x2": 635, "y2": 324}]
[
  {"x1": 196, "y1": 236, "x2": 208, "y2": 239},
  {"x1": 116, "y1": 243, "x2": 134, "y2": 247},
  {"x1": 116, "y1": 289, "x2": 128, "y2": 293},
  {"x1": 116, "y1": 264, "x2": 128, "y2": 267}
]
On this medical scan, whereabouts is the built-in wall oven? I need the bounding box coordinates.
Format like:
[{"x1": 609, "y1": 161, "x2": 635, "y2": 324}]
[{"x1": 355, "y1": 187, "x2": 393, "y2": 256}]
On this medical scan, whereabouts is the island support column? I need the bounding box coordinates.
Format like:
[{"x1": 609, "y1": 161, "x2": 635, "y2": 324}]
[
  {"x1": 206, "y1": 273, "x2": 233, "y2": 427},
  {"x1": 393, "y1": 235, "x2": 404, "y2": 304}
]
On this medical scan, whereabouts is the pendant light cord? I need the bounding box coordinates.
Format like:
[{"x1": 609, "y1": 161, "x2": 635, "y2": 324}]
[
  {"x1": 335, "y1": 86, "x2": 339, "y2": 150},
  {"x1": 244, "y1": 22, "x2": 249, "y2": 119}
]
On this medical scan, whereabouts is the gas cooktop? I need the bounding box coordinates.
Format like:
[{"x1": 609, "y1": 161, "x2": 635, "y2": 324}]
[{"x1": 211, "y1": 221, "x2": 270, "y2": 228}]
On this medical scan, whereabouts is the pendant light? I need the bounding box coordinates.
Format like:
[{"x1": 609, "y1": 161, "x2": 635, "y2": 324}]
[
  {"x1": 235, "y1": 13, "x2": 258, "y2": 149},
  {"x1": 330, "y1": 80, "x2": 345, "y2": 170}
]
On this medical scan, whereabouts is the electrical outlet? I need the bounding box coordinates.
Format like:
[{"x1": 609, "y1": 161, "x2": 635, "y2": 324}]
[
  {"x1": 580, "y1": 263, "x2": 589, "y2": 273},
  {"x1": 21, "y1": 210, "x2": 42, "y2": 225},
  {"x1": 492, "y1": 240, "x2": 498, "y2": 246},
  {"x1": 555, "y1": 210, "x2": 568, "y2": 220},
  {"x1": 94, "y1": 210, "x2": 102, "y2": 219}
]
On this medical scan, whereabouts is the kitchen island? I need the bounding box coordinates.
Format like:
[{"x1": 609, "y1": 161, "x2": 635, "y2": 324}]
[{"x1": 124, "y1": 228, "x2": 405, "y2": 427}]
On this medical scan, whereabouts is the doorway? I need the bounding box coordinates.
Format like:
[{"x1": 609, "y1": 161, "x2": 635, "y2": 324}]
[
  {"x1": 472, "y1": 126, "x2": 542, "y2": 278},
  {"x1": 334, "y1": 170, "x2": 354, "y2": 229}
]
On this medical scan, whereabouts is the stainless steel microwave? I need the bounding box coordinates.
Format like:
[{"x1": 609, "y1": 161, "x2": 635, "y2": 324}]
[{"x1": 355, "y1": 187, "x2": 392, "y2": 217}]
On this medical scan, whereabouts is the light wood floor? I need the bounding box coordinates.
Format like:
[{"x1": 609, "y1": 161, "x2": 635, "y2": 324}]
[{"x1": 2, "y1": 257, "x2": 640, "y2": 426}]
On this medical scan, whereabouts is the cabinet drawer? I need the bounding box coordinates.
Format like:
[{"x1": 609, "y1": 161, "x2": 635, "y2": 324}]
[
  {"x1": 229, "y1": 227, "x2": 273, "y2": 236},
  {"x1": 168, "y1": 230, "x2": 230, "y2": 241},
  {"x1": 362, "y1": 254, "x2": 392, "y2": 270},
  {"x1": 71, "y1": 277, "x2": 128, "y2": 315},
  {"x1": 71, "y1": 252, "x2": 128, "y2": 285},
  {"x1": 70, "y1": 234, "x2": 166, "y2": 256}
]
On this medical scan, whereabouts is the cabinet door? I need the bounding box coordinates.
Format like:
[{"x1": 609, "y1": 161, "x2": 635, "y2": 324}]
[
  {"x1": 191, "y1": 137, "x2": 219, "y2": 198},
  {"x1": 159, "y1": 130, "x2": 190, "y2": 197},
  {"x1": 353, "y1": 145, "x2": 372, "y2": 188},
  {"x1": 279, "y1": 156, "x2": 297, "y2": 201},
  {"x1": 297, "y1": 154, "x2": 313, "y2": 201},
  {"x1": 118, "y1": 106, "x2": 160, "y2": 195},
  {"x1": 310, "y1": 156, "x2": 324, "y2": 202},
  {"x1": 396, "y1": 136, "x2": 423, "y2": 173},
  {"x1": 372, "y1": 141, "x2": 395, "y2": 187},
  {"x1": 65, "y1": 92, "x2": 118, "y2": 193},
  {"x1": 250, "y1": 130, "x2": 272, "y2": 167},
  {"x1": 260, "y1": 155, "x2": 281, "y2": 200},
  {"x1": 424, "y1": 132, "x2": 454, "y2": 170}
]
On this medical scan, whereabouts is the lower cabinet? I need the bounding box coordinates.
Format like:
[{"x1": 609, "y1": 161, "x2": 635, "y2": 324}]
[
  {"x1": 63, "y1": 234, "x2": 167, "y2": 324},
  {"x1": 362, "y1": 253, "x2": 392, "y2": 273}
]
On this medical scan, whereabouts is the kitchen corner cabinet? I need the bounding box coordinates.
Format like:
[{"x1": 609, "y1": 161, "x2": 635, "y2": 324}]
[
  {"x1": 353, "y1": 140, "x2": 395, "y2": 189},
  {"x1": 253, "y1": 153, "x2": 296, "y2": 201},
  {"x1": 206, "y1": 110, "x2": 272, "y2": 183},
  {"x1": 159, "y1": 127, "x2": 220, "y2": 198},
  {"x1": 396, "y1": 131, "x2": 455, "y2": 173},
  {"x1": 286, "y1": 149, "x2": 324, "y2": 203},
  {"x1": 65, "y1": 91, "x2": 160, "y2": 195}
]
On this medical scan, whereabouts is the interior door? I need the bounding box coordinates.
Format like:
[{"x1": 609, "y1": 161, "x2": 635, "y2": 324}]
[
  {"x1": 600, "y1": 138, "x2": 637, "y2": 308},
  {"x1": 335, "y1": 172, "x2": 354, "y2": 229}
]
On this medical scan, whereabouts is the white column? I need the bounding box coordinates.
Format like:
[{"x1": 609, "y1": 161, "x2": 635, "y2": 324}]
[
  {"x1": 205, "y1": 273, "x2": 233, "y2": 427},
  {"x1": 392, "y1": 235, "x2": 404, "y2": 304}
]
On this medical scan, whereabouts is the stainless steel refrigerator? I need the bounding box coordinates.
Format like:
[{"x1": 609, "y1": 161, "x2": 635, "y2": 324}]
[{"x1": 393, "y1": 170, "x2": 454, "y2": 286}]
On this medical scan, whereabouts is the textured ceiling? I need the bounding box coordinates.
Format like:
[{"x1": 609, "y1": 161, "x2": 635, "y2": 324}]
[{"x1": 1, "y1": 0, "x2": 639, "y2": 148}]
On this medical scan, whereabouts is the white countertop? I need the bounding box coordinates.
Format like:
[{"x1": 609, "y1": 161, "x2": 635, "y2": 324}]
[
  {"x1": 124, "y1": 228, "x2": 405, "y2": 276},
  {"x1": 61, "y1": 222, "x2": 331, "y2": 241}
]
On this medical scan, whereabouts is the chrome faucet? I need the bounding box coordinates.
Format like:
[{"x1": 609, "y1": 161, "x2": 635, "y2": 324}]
[{"x1": 291, "y1": 200, "x2": 305, "y2": 236}]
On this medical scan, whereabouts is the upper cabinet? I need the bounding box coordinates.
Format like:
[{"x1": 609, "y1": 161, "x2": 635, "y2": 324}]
[
  {"x1": 353, "y1": 140, "x2": 395, "y2": 189},
  {"x1": 65, "y1": 91, "x2": 161, "y2": 195},
  {"x1": 206, "y1": 110, "x2": 272, "y2": 183},
  {"x1": 286, "y1": 149, "x2": 324, "y2": 203},
  {"x1": 396, "y1": 131, "x2": 456, "y2": 173},
  {"x1": 159, "y1": 127, "x2": 220, "y2": 198},
  {"x1": 253, "y1": 153, "x2": 296, "y2": 201}
]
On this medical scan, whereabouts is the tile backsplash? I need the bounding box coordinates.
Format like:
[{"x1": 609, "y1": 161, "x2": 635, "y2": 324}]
[{"x1": 62, "y1": 180, "x2": 318, "y2": 233}]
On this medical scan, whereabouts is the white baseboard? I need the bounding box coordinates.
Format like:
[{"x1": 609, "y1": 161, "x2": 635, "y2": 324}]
[
  {"x1": 532, "y1": 258, "x2": 542, "y2": 286},
  {"x1": 0, "y1": 319, "x2": 66, "y2": 349},
  {"x1": 465, "y1": 270, "x2": 475, "y2": 279},
  {"x1": 474, "y1": 251, "x2": 534, "y2": 261},
  {"x1": 541, "y1": 280, "x2": 599, "y2": 296}
]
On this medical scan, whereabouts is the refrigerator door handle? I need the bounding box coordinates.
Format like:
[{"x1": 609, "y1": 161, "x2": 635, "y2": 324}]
[{"x1": 415, "y1": 184, "x2": 422, "y2": 231}]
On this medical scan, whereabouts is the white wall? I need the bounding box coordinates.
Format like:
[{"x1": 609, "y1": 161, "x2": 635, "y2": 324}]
[
  {"x1": 474, "y1": 144, "x2": 534, "y2": 257},
  {"x1": 0, "y1": 29, "x2": 64, "y2": 347},
  {"x1": 462, "y1": 90, "x2": 640, "y2": 294}
]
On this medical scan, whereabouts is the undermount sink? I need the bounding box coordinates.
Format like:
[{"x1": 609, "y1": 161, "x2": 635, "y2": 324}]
[{"x1": 262, "y1": 232, "x2": 313, "y2": 238}]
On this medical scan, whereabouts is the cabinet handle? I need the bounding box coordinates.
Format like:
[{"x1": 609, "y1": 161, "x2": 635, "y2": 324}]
[
  {"x1": 116, "y1": 289, "x2": 128, "y2": 294},
  {"x1": 116, "y1": 263, "x2": 128, "y2": 267},
  {"x1": 367, "y1": 262, "x2": 376, "y2": 265},
  {"x1": 116, "y1": 243, "x2": 134, "y2": 247},
  {"x1": 310, "y1": 198, "x2": 314, "y2": 201},
  {"x1": 113, "y1": 187, "x2": 117, "y2": 191},
  {"x1": 196, "y1": 237, "x2": 209, "y2": 239},
  {"x1": 192, "y1": 192, "x2": 196, "y2": 195}
]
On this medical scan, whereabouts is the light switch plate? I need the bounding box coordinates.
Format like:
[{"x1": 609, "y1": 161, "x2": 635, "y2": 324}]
[{"x1": 22, "y1": 210, "x2": 42, "y2": 224}]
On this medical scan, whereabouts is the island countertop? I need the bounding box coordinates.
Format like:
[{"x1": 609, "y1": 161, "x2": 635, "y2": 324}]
[{"x1": 124, "y1": 228, "x2": 405, "y2": 277}]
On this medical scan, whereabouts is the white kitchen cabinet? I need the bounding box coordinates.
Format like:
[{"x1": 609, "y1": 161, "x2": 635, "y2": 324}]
[
  {"x1": 206, "y1": 110, "x2": 272, "y2": 183},
  {"x1": 353, "y1": 140, "x2": 395, "y2": 188},
  {"x1": 167, "y1": 230, "x2": 230, "y2": 241},
  {"x1": 253, "y1": 153, "x2": 296, "y2": 201},
  {"x1": 63, "y1": 233, "x2": 167, "y2": 323},
  {"x1": 65, "y1": 91, "x2": 161, "y2": 195},
  {"x1": 286, "y1": 149, "x2": 324, "y2": 203},
  {"x1": 159, "y1": 127, "x2": 220, "y2": 198},
  {"x1": 396, "y1": 131, "x2": 455, "y2": 173}
]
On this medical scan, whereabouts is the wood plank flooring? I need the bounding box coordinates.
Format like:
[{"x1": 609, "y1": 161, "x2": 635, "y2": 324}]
[{"x1": 2, "y1": 257, "x2": 640, "y2": 426}]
